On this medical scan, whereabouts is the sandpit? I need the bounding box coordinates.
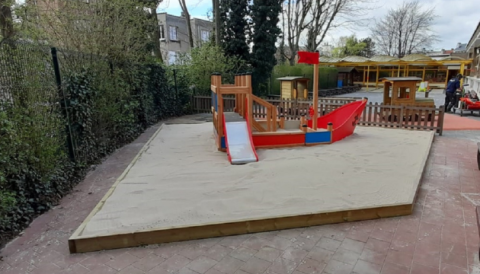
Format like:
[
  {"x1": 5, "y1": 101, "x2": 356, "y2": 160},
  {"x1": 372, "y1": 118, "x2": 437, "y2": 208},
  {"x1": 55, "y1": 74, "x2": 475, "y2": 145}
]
[{"x1": 69, "y1": 123, "x2": 434, "y2": 253}]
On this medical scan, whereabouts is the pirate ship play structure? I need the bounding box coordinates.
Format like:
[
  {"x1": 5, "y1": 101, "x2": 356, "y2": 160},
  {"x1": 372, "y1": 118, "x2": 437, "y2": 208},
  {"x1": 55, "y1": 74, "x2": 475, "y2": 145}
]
[{"x1": 211, "y1": 51, "x2": 368, "y2": 164}]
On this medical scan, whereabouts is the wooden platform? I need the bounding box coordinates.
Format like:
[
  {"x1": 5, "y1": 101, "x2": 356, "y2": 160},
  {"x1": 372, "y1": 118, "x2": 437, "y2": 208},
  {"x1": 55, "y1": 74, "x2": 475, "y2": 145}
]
[{"x1": 69, "y1": 123, "x2": 434, "y2": 253}]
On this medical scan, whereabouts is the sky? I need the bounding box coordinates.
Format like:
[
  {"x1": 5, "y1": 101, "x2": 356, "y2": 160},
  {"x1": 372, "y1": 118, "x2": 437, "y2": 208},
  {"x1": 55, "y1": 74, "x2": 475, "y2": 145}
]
[{"x1": 157, "y1": 0, "x2": 479, "y2": 51}]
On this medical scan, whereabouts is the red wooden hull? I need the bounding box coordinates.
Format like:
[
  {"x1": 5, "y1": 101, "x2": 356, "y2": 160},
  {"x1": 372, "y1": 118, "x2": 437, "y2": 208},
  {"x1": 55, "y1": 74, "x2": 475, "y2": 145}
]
[{"x1": 252, "y1": 133, "x2": 305, "y2": 148}]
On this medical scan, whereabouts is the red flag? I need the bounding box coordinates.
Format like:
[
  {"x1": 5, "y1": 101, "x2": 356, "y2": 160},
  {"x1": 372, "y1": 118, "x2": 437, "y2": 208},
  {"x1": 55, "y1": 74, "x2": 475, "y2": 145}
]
[{"x1": 298, "y1": 51, "x2": 319, "y2": 65}]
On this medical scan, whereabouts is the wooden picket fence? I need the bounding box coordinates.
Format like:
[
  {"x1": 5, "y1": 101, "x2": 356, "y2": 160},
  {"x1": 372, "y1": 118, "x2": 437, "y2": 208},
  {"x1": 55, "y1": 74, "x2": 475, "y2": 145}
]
[{"x1": 192, "y1": 96, "x2": 445, "y2": 135}]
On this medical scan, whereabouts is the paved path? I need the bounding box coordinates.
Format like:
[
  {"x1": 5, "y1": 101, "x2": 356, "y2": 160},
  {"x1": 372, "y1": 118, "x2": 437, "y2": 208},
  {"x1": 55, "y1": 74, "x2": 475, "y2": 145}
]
[{"x1": 1, "y1": 114, "x2": 480, "y2": 274}]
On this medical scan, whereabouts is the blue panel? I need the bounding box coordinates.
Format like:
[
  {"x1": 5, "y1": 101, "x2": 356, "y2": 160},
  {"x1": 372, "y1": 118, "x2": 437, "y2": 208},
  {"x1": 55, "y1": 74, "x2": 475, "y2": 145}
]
[
  {"x1": 305, "y1": 131, "x2": 331, "y2": 144},
  {"x1": 212, "y1": 91, "x2": 218, "y2": 112},
  {"x1": 221, "y1": 137, "x2": 226, "y2": 149}
]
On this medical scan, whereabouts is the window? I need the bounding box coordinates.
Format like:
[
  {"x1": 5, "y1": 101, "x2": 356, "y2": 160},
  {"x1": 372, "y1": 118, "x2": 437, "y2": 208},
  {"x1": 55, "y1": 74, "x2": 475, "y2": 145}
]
[
  {"x1": 159, "y1": 25, "x2": 165, "y2": 39},
  {"x1": 168, "y1": 51, "x2": 177, "y2": 65},
  {"x1": 201, "y1": 30, "x2": 210, "y2": 42},
  {"x1": 169, "y1": 26, "x2": 178, "y2": 41}
]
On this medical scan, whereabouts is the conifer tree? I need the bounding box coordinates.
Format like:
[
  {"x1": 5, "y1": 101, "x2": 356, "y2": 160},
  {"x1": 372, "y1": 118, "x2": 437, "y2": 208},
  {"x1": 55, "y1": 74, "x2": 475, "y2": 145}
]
[
  {"x1": 220, "y1": 0, "x2": 250, "y2": 64},
  {"x1": 250, "y1": 0, "x2": 282, "y2": 95}
]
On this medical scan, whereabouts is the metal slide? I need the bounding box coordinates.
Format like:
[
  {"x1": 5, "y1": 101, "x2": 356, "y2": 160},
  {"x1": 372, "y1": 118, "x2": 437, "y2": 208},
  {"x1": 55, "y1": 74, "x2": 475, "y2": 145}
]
[{"x1": 223, "y1": 112, "x2": 258, "y2": 165}]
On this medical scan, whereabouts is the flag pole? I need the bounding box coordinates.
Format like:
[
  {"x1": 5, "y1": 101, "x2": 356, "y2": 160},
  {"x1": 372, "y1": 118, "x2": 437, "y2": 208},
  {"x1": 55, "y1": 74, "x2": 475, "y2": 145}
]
[
  {"x1": 297, "y1": 50, "x2": 320, "y2": 131},
  {"x1": 313, "y1": 62, "x2": 319, "y2": 131}
]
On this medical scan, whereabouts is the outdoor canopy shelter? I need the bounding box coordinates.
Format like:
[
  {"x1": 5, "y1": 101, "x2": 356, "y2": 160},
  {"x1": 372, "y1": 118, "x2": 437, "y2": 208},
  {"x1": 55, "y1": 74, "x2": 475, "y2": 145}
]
[{"x1": 321, "y1": 54, "x2": 473, "y2": 89}]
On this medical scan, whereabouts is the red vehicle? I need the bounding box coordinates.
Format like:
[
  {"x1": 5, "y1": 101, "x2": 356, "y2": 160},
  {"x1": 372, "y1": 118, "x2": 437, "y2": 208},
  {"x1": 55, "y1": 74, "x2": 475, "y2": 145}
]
[{"x1": 452, "y1": 86, "x2": 480, "y2": 116}]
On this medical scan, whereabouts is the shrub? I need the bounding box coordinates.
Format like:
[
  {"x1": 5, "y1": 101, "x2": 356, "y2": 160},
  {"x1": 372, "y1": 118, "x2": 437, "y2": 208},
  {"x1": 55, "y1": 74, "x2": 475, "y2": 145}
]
[{"x1": 176, "y1": 42, "x2": 246, "y2": 95}]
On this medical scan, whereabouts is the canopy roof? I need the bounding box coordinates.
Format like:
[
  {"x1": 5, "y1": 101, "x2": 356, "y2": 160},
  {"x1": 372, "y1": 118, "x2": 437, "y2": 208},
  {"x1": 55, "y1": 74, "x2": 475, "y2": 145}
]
[
  {"x1": 320, "y1": 54, "x2": 469, "y2": 65},
  {"x1": 277, "y1": 76, "x2": 310, "y2": 81}
]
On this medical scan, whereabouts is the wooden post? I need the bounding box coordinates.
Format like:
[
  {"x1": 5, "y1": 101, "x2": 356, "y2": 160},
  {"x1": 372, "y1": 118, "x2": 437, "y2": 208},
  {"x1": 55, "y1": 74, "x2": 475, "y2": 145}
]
[
  {"x1": 234, "y1": 74, "x2": 239, "y2": 113},
  {"x1": 362, "y1": 69, "x2": 366, "y2": 86},
  {"x1": 460, "y1": 63, "x2": 465, "y2": 86},
  {"x1": 297, "y1": 50, "x2": 319, "y2": 130},
  {"x1": 375, "y1": 66, "x2": 379, "y2": 88},
  {"x1": 280, "y1": 115, "x2": 285, "y2": 129},
  {"x1": 313, "y1": 63, "x2": 319, "y2": 130},
  {"x1": 246, "y1": 73, "x2": 253, "y2": 127},
  {"x1": 422, "y1": 66, "x2": 426, "y2": 81},
  {"x1": 366, "y1": 65, "x2": 370, "y2": 91},
  {"x1": 445, "y1": 69, "x2": 450, "y2": 88},
  {"x1": 215, "y1": 74, "x2": 224, "y2": 139}
]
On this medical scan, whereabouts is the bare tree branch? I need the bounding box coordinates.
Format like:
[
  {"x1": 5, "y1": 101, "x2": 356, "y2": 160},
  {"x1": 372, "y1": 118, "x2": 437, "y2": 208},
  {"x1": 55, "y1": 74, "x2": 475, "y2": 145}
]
[
  {"x1": 280, "y1": 0, "x2": 375, "y2": 65},
  {"x1": 370, "y1": 0, "x2": 438, "y2": 58}
]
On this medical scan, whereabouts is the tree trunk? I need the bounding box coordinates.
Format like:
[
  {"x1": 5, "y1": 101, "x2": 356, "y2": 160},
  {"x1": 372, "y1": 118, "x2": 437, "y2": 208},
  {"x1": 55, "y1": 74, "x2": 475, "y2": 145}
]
[
  {"x1": 179, "y1": 0, "x2": 194, "y2": 49},
  {"x1": 186, "y1": 13, "x2": 194, "y2": 48}
]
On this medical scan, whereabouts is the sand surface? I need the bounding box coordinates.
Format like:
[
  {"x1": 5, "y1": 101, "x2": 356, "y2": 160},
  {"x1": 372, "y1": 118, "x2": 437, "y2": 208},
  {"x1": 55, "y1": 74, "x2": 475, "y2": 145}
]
[{"x1": 77, "y1": 123, "x2": 433, "y2": 238}]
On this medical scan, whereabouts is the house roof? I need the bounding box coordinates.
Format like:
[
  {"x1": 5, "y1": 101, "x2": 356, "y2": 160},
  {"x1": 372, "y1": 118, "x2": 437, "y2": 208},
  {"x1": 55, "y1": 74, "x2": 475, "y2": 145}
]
[
  {"x1": 454, "y1": 43, "x2": 467, "y2": 52},
  {"x1": 439, "y1": 56, "x2": 465, "y2": 61},
  {"x1": 467, "y1": 21, "x2": 480, "y2": 52}
]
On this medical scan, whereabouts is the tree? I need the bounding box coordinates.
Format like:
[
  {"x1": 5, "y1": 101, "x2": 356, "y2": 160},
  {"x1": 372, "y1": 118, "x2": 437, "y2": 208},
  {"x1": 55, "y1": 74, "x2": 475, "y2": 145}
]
[
  {"x1": 19, "y1": 0, "x2": 157, "y2": 62},
  {"x1": 370, "y1": 0, "x2": 437, "y2": 58},
  {"x1": 250, "y1": 0, "x2": 282, "y2": 95},
  {"x1": 142, "y1": 0, "x2": 164, "y2": 62},
  {"x1": 178, "y1": 0, "x2": 194, "y2": 48},
  {"x1": 281, "y1": 0, "x2": 374, "y2": 65},
  {"x1": 359, "y1": 37, "x2": 375, "y2": 58},
  {"x1": 282, "y1": 0, "x2": 312, "y2": 65},
  {"x1": 220, "y1": 0, "x2": 250, "y2": 64},
  {"x1": 331, "y1": 35, "x2": 366, "y2": 57},
  {"x1": 0, "y1": 0, "x2": 15, "y2": 41},
  {"x1": 177, "y1": 42, "x2": 246, "y2": 94}
]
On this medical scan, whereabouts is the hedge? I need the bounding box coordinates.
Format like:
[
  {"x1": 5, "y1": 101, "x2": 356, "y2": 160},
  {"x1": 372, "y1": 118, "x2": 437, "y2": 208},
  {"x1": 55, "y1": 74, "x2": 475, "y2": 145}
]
[{"x1": 270, "y1": 64, "x2": 339, "y2": 95}]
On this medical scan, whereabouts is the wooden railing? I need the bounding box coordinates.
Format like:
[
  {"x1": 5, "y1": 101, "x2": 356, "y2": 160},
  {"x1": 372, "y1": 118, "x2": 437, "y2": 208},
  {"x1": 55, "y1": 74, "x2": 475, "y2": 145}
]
[
  {"x1": 192, "y1": 95, "x2": 444, "y2": 135},
  {"x1": 251, "y1": 95, "x2": 277, "y2": 132}
]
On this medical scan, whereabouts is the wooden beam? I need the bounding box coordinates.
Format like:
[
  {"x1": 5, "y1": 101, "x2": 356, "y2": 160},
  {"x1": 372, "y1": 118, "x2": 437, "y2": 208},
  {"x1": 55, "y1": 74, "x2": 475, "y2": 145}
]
[
  {"x1": 218, "y1": 87, "x2": 250, "y2": 94},
  {"x1": 69, "y1": 203, "x2": 414, "y2": 253}
]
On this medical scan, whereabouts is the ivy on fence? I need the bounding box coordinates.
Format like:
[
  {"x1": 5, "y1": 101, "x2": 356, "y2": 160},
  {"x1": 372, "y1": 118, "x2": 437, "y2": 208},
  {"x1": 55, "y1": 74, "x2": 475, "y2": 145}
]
[{"x1": 0, "y1": 41, "x2": 190, "y2": 245}]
